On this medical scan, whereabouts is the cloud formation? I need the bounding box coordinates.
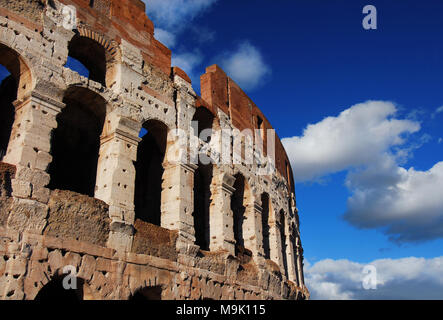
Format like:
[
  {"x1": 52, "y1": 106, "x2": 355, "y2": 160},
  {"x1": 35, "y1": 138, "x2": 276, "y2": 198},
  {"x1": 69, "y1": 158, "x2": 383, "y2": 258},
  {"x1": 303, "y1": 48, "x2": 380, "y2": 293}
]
[
  {"x1": 171, "y1": 50, "x2": 203, "y2": 83},
  {"x1": 218, "y1": 41, "x2": 271, "y2": 91},
  {"x1": 144, "y1": 0, "x2": 217, "y2": 31},
  {"x1": 344, "y1": 160, "x2": 443, "y2": 243},
  {"x1": 283, "y1": 101, "x2": 443, "y2": 243},
  {"x1": 306, "y1": 257, "x2": 443, "y2": 300},
  {"x1": 282, "y1": 101, "x2": 420, "y2": 182}
]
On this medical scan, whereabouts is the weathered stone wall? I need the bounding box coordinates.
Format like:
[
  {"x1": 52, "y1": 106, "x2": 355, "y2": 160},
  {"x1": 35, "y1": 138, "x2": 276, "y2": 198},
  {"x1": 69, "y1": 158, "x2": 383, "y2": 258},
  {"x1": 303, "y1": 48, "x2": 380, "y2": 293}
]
[{"x1": 0, "y1": 0, "x2": 308, "y2": 300}]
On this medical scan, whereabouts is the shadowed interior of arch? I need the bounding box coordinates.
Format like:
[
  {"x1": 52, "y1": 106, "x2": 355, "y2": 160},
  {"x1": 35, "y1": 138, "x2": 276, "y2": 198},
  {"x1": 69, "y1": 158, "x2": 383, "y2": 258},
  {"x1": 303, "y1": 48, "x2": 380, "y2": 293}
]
[
  {"x1": 192, "y1": 107, "x2": 215, "y2": 251},
  {"x1": 35, "y1": 276, "x2": 85, "y2": 301},
  {"x1": 47, "y1": 87, "x2": 106, "y2": 197},
  {"x1": 134, "y1": 120, "x2": 168, "y2": 226},
  {"x1": 232, "y1": 173, "x2": 248, "y2": 253},
  {"x1": 66, "y1": 34, "x2": 106, "y2": 85},
  {"x1": 129, "y1": 286, "x2": 163, "y2": 300},
  {"x1": 261, "y1": 193, "x2": 271, "y2": 259},
  {"x1": 0, "y1": 64, "x2": 15, "y2": 161}
]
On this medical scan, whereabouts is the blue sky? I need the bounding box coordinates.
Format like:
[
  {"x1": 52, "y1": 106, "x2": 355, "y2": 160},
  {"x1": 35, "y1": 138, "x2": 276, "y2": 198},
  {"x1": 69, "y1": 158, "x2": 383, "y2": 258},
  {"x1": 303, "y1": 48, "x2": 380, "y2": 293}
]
[
  {"x1": 2, "y1": 0, "x2": 442, "y2": 299},
  {"x1": 142, "y1": 0, "x2": 443, "y2": 299}
]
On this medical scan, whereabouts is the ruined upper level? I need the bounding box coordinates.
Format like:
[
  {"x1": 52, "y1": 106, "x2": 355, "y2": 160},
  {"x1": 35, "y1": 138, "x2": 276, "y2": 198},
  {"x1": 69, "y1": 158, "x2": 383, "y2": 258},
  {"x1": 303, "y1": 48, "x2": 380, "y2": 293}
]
[{"x1": 0, "y1": 0, "x2": 307, "y2": 300}]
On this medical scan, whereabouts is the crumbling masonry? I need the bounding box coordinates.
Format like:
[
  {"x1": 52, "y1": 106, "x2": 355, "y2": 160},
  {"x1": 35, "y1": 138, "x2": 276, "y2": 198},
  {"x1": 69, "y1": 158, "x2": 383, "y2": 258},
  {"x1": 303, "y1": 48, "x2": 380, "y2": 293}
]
[{"x1": 0, "y1": 0, "x2": 308, "y2": 300}]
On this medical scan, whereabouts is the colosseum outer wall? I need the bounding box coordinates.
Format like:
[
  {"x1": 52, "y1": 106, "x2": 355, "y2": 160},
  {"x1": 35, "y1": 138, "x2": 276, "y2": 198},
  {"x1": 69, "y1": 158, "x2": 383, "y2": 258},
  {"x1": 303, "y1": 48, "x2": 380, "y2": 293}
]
[{"x1": 0, "y1": 0, "x2": 308, "y2": 300}]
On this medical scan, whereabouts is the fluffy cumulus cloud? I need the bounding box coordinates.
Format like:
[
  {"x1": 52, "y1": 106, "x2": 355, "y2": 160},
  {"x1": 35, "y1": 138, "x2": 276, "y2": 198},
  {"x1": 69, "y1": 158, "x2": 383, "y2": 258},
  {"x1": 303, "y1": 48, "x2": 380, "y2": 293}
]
[
  {"x1": 283, "y1": 101, "x2": 443, "y2": 243},
  {"x1": 282, "y1": 101, "x2": 420, "y2": 182},
  {"x1": 218, "y1": 41, "x2": 271, "y2": 91},
  {"x1": 344, "y1": 161, "x2": 443, "y2": 243},
  {"x1": 306, "y1": 257, "x2": 443, "y2": 300}
]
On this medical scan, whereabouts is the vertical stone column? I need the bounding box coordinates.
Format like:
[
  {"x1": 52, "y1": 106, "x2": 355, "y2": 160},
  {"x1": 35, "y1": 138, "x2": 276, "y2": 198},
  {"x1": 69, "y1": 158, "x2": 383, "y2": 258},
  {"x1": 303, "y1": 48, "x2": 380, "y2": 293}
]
[
  {"x1": 209, "y1": 171, "x2": 236, "y2": 255},
  {"x1": 286, "y1": 224, "x2": 298, "y2": 283},
  {"x1": 295, "y1": 236, "x2": 305, "y2": 288},
  {"x1": 243, "y1": 200, "x2": 265, "y2": 263},
  {"x1": 3, "y1": 92, "x2": 62, "y2": 233},
  {"x1": 161, "y1": 162, "x2": 197, "y2": 244},
  {"x1": 269, "y1": 208, "x2": 285, "y2": 275},
  {"x1": 94, "y1": 115, "x2": 141, "y2": 252}
]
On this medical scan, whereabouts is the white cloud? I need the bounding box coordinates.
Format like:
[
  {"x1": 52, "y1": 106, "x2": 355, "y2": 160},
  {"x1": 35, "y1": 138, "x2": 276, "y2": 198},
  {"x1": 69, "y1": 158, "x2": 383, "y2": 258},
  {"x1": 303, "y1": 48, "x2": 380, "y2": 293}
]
[
  {"x1": 431, "y1": 106, "x2": 443, "y2": 119},
  {"x1": 154, "y1": 28, "x2": 176, "y2": 48},
  {"x1": 282, "y1": 101, "x2": 420, "y2": 182},
  {"x1": 306, "y1": 257, "x2": 443, "y2": 300},
  {"x1": 218, "y1": 41, "x2": 271, "y2": 91},
  {"x1": 344, "y1": 161, "x2": 443, "y2": 243},
  {"x1": 144, "y1": 0, "x2": 217, "y2": 30},
  {"x1": 144, "y1": 0, "x2": 217, "y2": 48},
  {"x1": 282, "y1": 101, "x2": 443, "y2": 242},
  {"x1": 171, "y1": 50, "x2": 203, "y2": 83}
]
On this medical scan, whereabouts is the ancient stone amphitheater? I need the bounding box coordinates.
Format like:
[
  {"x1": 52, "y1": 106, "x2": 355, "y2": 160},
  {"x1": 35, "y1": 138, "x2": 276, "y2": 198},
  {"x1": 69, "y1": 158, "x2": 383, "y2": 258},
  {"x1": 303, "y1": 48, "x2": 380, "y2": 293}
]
[{"x1": 0, "y1": 0, "x2": 308, "y2": 300}]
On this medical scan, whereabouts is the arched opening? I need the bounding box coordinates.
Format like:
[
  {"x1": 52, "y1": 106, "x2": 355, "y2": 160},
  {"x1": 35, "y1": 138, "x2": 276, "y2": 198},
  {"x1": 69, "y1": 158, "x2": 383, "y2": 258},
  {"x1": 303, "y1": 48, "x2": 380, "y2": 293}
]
[
  {"x1": 129, "y1": 286, "x2": 162, "y2": 300},
  {"x1": 35, "y1": 276, "x2": 85, "y2": 301},
  {"x1": 231, "y1": 173, "x2": 251, "y2": 254},
  {"x1": 48, "y1": 87, "x2": 106, "y2": 197},
  {"x1": 0, "y1": 43, "x2": 32, "y2": 161},
  {"x1": 67, "y1": 34, "x2": 109, "y2": 86},
  {"x1": 192, "y1": 107, "x2": 214, "y2": 139},
  {"x1": 192, "y1": 107, "x2": 214, "y2": 251},
  {"x1": 279, "y1": 209, "x2": 288, "y2": 277},
  {"x1": 134, "y1": 120, "x2": 168, "y2": 226},
  {"x1": 261, "y1": 193, "x2": 271, "y2": 259},
  {"x1": 193, "y1": 164, "x2": 213, "y2": 250},
  {"x1": 0, "y1": 67, "x2": 15, "y2": 162}
]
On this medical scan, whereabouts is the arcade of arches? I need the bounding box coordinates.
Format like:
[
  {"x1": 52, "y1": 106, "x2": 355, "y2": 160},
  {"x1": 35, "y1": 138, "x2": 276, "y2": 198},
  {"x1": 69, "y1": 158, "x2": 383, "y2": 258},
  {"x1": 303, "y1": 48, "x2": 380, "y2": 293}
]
[{"x1": 0, "y1": 1, "x2": 307, "y2": 300}]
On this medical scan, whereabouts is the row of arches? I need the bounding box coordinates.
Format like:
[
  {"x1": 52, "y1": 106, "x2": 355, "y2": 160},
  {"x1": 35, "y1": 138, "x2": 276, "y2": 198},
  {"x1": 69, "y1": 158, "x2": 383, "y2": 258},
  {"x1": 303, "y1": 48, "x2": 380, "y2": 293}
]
[{"x1": 0, "y1": 36, "x2": 296, "y2": 276}]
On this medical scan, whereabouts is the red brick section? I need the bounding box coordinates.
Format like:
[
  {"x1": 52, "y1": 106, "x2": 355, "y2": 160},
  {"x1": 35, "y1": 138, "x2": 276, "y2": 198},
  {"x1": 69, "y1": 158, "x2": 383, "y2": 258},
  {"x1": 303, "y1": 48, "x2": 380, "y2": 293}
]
[
  {"x1": 200, "y1": 65, "x2": 295, "y2": 192},
  {"x1": 200, "y1": 65, "x2": 230, "y2": 116},
  {"x1": 60, "y1": 0, "x2": 171, "y2": 75},
  {"x1": 172, "y1": 66, "x2": 192, "y2": 84}
]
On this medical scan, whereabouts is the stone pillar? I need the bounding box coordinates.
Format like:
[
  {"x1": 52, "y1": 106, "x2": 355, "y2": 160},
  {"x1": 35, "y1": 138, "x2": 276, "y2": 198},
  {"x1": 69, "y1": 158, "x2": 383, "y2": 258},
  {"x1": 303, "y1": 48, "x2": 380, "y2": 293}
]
[
  {"x1": 3, "y1": 92, "x2": 62, "y2": 233},
  {"x1": 94, "y1": 115, "x2": 141, "y2": 252},
  {"x1": 269, "y1": 208, "x2": 285, "y2": 275},
  {"x1": 286, "y1": 227, "x2": 298, "y2": 283},
  {"x1": 209, "y1": 171, "x2": 236, "y2": 255},
  {"x1": 5, "y1": 92, "x2": 61, "y2": 197},
  {"x1": 295, "y1": 237, "x2": 305, "y2": 287},
  {"x1": 161, "y1": 162, "x2": 198, "y2": 244},
  {"x1": 243, "y1": 200, "x2": 265, "y2": 263}
]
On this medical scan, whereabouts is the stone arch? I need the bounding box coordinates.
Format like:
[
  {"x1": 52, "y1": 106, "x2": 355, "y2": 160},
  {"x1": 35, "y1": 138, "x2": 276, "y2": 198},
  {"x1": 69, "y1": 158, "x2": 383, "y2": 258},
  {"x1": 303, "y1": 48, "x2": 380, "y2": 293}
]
[
  {"x1": 34, "y1": 274, "x2": 86, "y2": 301},
  {"x1": 47, "y1": 86, "x2": 107, "y2": 197},
  {"x1": 231, "y1": 172, "x2": 253, "y2": 254},
  {"x1": 134, "y1": 119, "x2": 169, "y2": 226},
  {"x1": 129, "y1": 286, "x2": 163, "y2": 300},
  {"x1": 191, "y1": 107, "x2": 215, "y2": 251},
  {"x1": 67, "y1": 27, "x2": 120, "y2": 87},
  {"x1": 0, "y1": 42, "x2": 33, "y2": 161}
]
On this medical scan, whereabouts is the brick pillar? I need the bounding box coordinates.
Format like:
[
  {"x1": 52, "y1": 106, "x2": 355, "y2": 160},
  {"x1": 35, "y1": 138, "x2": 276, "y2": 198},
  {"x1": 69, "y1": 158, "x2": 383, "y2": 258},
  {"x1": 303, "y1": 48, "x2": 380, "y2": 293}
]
[
  {"x1": 94, "y1": 116, "x2": 141, "y2": 252},
  {"x1": 209, "y1": 171, "x2": 236, "y2": 255},
  {"x1": 243, "y1": 200, "x2": 265, "y2": 263}
]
